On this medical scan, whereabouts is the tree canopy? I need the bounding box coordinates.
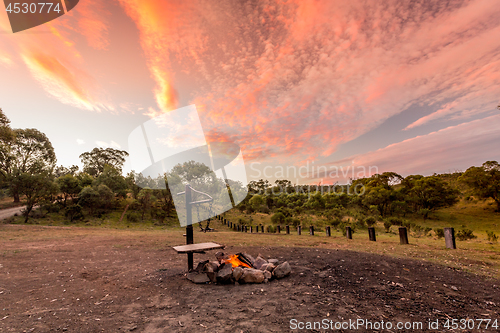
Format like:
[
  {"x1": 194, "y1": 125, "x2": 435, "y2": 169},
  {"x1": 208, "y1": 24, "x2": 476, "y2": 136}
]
[{"x1": 79, "y1": 147, "x2": 129, "y2": 176}]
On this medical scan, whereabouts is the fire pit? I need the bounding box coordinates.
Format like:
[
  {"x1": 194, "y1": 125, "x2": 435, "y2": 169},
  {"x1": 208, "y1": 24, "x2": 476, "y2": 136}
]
[{"x1": 186, "y1": 252, "x2": 291, "y2": 284}]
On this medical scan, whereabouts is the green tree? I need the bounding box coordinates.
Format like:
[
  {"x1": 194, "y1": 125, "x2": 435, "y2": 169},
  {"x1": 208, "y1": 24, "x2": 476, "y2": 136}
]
[
  {"x1": 56, "y1": 174, "x2": 82, "y2": 207},
  {"x1": 137, "y1": 188, "x2": 156, "y2": 220},
  {"x1": 249, "y1": 194, "x2": 265, "y2": 211},
  {"x1": 78, "y1": 186, "x2": 100, "y2": 215},
  {"x1": 93, "y1": 165, "x2": 129, "y2": 198},
  {"x1": 460, "y1": 161, "x2": 500, "y2": 211},
  {"x1": 402, "y1": 175, "x2": 459, "y2": 212},
  {"x1": 0, "y1": 108, "x2": 15, "y2": 184},
  {"x1": 7, "y1": 128, "x2": 57, "y2": 202},
  {"x1": 16, "y1": 171, "x2": 58, "y2": 223},
  {"x1": 79, "y1": 147, "x2": 129, "y2": 176},
  {"x1": 271, "y1": 212, "x2": 286, "y2": 224}
]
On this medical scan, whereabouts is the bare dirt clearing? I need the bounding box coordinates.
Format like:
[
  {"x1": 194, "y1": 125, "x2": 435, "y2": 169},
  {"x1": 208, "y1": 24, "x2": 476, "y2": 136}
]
[{"x1": 1, "y1": 225, "x2": 499, "y2": 332}]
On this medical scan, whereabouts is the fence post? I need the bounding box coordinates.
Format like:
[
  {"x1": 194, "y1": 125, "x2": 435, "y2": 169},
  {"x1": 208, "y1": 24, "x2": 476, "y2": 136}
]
[
  {"x1": 277, "y1": 225, "x2": 281, "y2": 234},
  {"x1": 326, "y1": 226, "x2": 331, "y2": 237},
  {"x1": 286, "y1": 225, "x2": 290, "y2": 234},
  {"x1": 399, "y1": 227, "x2": 409, "y2": 245},
  {"x1": 368, "y1": 227, "x2": 376, "y2": 241},
  {"x1": 250, "y1": 226, "x2": 253, "y2": 233},
  {"x1": 444, "y1": 228, "x2": 456, "y2": 249},
  {"x1": 346, "y1": 226, "x2": 352, "y2": 239},
  {"x1": 298, "y1": 225, "x2": 302, "y2": 235},
  {"x1": 261, "y1": 225, "x2": 264, "y2": 233}
]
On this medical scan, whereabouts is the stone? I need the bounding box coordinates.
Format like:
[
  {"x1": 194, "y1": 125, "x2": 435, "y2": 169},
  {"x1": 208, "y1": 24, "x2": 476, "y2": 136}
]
[
  {"x1": 273, "y1": 261, "x2": 291, "y2": 279},
  {"x1": 216, "y1": 264, "x2": 233, "y2": 283},
  {"x1": 215, "y1": 252, "x2": 229, "y2": 264},
  {"x1": 253, "y1": 256, "x2": 268, "y2": 270},
  {"x1": 268, "y1": 259, "x2": 279, "y2": 266},
  {"x1": 263, "y1": 270, "x2": 272, "y2": 280},
  {"x1": 259, "y1": 263, "x2": 269, "y2": 271},
  {"x1": 187, "y1": 272, "x2": 210, "y2": 284},
  {"x1": 232, "y1": 266, "x2": 244, "y2": 281},
  {"x1": 203, "y1": 261, "x2": 219, "y2": 273},
  {"x1": 241, "y1": 268, "x2": 265, "y2": 283},
  {"x1": 266, "y1": 263, "x2": 276, "y2": 272}
]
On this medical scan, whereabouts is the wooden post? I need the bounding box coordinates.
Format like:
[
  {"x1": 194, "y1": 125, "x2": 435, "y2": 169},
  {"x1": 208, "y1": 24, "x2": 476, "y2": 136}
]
[
  {"x1": 399, "y1": 227, "x2": 408, "y2": 245},
  {"x1": 298, "y1": 225, "x2": 302, "y2": 235},
  {"x1": 309, "y1": 225, "x2": 314, "y2": 236},
  {"x1": 444, "y1": 228, "x2": 456, "y2": 249},
  {"x1": 277, "y1": 225, "x2": 281, "y2": 233},
  {"x1": 346, "y1": 226, "x2": 352, "y2": 239},
  {"x1": 368, "y1": 227, "x2": 376, "y2": 241},
  {"x1": 286, "y1": 225, "x2": 290, "y2": 234},
  {"x1": 326, "y1": 226, "x2": 331, "y2": 237},
  {"x1": 245, "y1": 226, "x2": 248, "y2": 233},
  {"x1": 261, "y1": 225, "x2": 264, "y2": 233},
  {"x1": 185, "y1": 185, "x2": 194, "y2": 271}
]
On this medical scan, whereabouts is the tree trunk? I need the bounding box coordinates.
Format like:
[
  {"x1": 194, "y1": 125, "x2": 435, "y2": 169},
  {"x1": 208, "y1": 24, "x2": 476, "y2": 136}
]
[
  {"x1": 496, "y1": 199, "x2": 500, "y2": 212},
  {"x1": 13, "y1": 191, "x2": 20, "y2": 203},
  {"x1": 24, "y1": 205, "x2": 33, "y2": 223}
]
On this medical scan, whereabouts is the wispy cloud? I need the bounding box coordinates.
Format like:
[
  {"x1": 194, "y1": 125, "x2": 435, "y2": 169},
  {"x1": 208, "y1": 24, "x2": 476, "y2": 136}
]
[{"x1": 96, "y1": 140, "x2": 121, "y2": 149}]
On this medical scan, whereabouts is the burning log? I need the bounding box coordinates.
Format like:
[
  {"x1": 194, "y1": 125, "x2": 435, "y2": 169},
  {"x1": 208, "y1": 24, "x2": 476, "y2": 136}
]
[{"x1": 188, "y1": 252, "x2": 291, "y2": 284}]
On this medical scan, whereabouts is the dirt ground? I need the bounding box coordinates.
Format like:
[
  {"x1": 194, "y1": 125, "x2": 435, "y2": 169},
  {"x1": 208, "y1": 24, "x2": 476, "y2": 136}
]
[{"x1": 1, "y1": 226, "x2": 500, "y2": 332}]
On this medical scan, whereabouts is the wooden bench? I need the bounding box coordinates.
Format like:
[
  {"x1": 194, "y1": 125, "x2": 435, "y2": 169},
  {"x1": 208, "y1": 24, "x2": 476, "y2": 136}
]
[{"x1": 173, "y1": 242, "x2": 225, "y2": 271}]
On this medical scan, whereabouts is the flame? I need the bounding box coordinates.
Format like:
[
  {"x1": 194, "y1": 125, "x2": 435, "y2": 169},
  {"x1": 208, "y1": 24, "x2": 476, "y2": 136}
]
[{"x1": 223, "y1": 254, "x2": 251, "y2": 268}]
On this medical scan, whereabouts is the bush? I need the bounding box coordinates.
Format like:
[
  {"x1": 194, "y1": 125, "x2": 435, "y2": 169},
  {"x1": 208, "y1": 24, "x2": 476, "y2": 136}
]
[
  {"x1": 245, "y1": 206, "x2": 255, "y2": 214},
  {"x1": 355, "y1": 218, "x2": 366, "y2": 229},
  {"x1": 64, "y1": 204, "x2": 84, "y2": 222},
  {"x1": 456, "y1": 229, "x2": 477, "y2": 241},
  {"x1": 340, "y1": 222, "x2": 356, "y2": 236},
  {"x1": 384, "y1": 221, "x2": 392, "y2": 233},
  {"x1": 486, "y1": 231, "x2": 498, "y2": 243},
  {"x1": 388, "y1": 217, "x2": 403, "y2": 226},
  {"x1": 424, "y1": 227, "x2": 432, "y2": 236},
  {"x1": 42, "y1": 202, "x2": 62, "y2": 213},
  {"x1": 126, "y1": 211, "x2": 141, "y2": 223},
  {"x1": 331, "y1": 217, "x2": 342, "y2": 228},
  {"x1": 434, "y1": 228, "x2": 444, "y2": 239},
  {"x1": 271, "y1": 212, "x2": 286, "y2": 224},
  {"x1": 365, "y1": 216, "x2": 377, "y2": 227},
  {"x1": 259, "y1": 205, "x2": 270, "y2": 214}
]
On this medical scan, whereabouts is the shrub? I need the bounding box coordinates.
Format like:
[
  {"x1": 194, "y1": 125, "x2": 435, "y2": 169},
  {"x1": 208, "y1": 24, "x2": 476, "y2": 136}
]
[
  {"x1": 271, "y1": 212, "x2": 286, "y2": 224},
  {"x1": 434, "y1": 228, "x2": 444, "y2": 239},
  {"x1": 456, "y1": 229, "x2": 477, "y2": 241},
  {"x1": 259, "y1": 205, "x2": 270, "y2": 214},
  {"x1": 486, "y1": 231, "x2": 498, "y2": 243},
  {"x1": 355, "y1": 218, "x2": 366, "y2": 229},
  {"x1": 388, "y1": 217, "x2": 403, "y2": 226},
  {"x1": 365, "y1": 216, "x2": 377, "y2": 227},
  {"x1": 384, "y1": 221, "x2": 392, "y2": 233},
  {"x1": 246, "y1": 206, "x2": 255, "y2": 214},
  {"x1": 424, "y1": 227, "x2": 432, "y2": 236},
  {"x1": 64, "y1": 204, "x2": 84, "y2": 222},
  {"x1": 42, "y1": 202, "x2": 62, "y2": 213},
  {"x1": 331, "y1": 217, "x2": 342, "y2": 229},
  {"x1": 126, "y1": 211, "x2": 140, "y2": 223},
  {"x1": 340, "y1": 222, "x2": 356, "y2": 236}
]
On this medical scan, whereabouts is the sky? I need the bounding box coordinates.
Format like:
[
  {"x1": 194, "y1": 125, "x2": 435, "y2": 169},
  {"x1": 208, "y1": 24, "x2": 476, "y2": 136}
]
[{"x1": 0, "y1": 0, "x2": 499, "y2": 185}]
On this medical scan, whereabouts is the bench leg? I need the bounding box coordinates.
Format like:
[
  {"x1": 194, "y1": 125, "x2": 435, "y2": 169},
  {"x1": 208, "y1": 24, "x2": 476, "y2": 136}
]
[{"x1": 188, "y1": 253, "x2": 193, "y2": 271}]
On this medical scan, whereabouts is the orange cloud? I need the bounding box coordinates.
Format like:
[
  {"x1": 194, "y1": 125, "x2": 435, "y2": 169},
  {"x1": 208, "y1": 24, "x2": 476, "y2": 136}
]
[{"x1": 22, "y1": 52, "x2": 96, "y2": 110}]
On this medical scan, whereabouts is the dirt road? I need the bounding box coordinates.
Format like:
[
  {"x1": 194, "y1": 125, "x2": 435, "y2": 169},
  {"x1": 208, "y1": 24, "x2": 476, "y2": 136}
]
[{"x1": 0, "y1": 206, "x2": 24, "y2": 220}]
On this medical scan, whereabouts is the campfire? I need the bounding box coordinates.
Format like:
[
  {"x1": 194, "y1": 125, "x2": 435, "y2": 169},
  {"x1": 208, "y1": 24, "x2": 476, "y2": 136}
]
[{"x1": 186, "y1": 252, "x2": 291, "y2": 284}]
